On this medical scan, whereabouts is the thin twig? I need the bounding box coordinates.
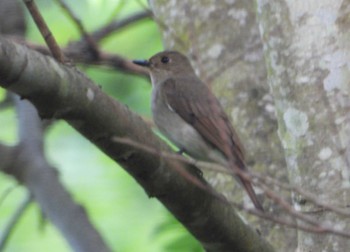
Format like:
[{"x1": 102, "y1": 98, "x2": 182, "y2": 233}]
[
  {"x1": 112, "y1": 136, "x2": 229, "y2": 174},
  {"x1": 258, "y1": 182, "x2": 325, "y2": 227},
  {"x1": 55, "y1": 0, "x2": 99, "y2": 58},
  {"x1": 112, "y1": 136, "x2": 350, "y2": 238},
  {"x1": 22, "y1": 0, "x2": 65, "y2": 63},
  {"x1": 0, "y1": 194, "x2": 32, "y2": 251},
  {"x1": 0, "y1": 186, "x2": 18, "y2": 207},
  {"x1": 253, "y1": 172, "x2": 350, "y2": 218},
  {"x1": 92, "y1": 10, "x2": 152, "y2": 43},
  {"x1": 23, "y1": 41, "x2": 149, "y2": 76},
  {"x1": 113, "y1": 137, "x2": 228, "y2": 203},
  {"x1": 243, "y1": 205, "x2": 350, "y2": 238},
  {"x1": 106, "y1": 1, "x2": 126, "y2": 22}
]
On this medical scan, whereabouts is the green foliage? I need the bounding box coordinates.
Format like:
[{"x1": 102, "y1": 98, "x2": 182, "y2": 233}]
[
  {"x1": 0, "y1": 106, "x2": 17, "y2": 144},
  {"x1": 152, "y1": 214, "x2": 204, "y2": 252},
  {"x1": 0, "y1": 0, "x2": 202, "y2": 251}
]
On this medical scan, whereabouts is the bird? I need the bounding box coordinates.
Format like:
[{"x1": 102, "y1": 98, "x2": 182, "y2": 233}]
[{"x1": 133, "y1": 51, "x2": 263, "y2": 211}]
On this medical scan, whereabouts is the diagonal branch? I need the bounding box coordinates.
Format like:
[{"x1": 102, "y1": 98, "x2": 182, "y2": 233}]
[
  {"x1": 55, "y1": 0, "x2": 100, "y2": 58},
  {"x1": 22, "y1": 0, "x2": 65, "y2": 62},
  {"x1": 0, "y1": 38, "x2": 274, "y2": 252},
  {"x1": 24, "y1": 41, "x2": 148, "y2": 76},
  {"x1": 92, "y1": 10, "x2": 152, "y2": 43},
  {"x1": 0, "y1": 96, "x2": 112, "y2": 252}
]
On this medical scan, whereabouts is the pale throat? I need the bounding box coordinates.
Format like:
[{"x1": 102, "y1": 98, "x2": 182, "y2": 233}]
[{"x1": 149, "y1": 69, "x2": 174, "y2": 86}]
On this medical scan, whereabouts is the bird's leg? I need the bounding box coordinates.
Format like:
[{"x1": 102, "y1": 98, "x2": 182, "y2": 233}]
[
  {"x1": 175, "y1": 148, "x2": 204, "y2": 179},
  {"x1": 189, "y1": 165, "x2": 203, "y2": 179}
]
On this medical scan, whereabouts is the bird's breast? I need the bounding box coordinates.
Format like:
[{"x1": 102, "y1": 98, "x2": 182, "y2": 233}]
[
  {"x1": 151, "y1": 87, "x2": 192, "y2": 148},
  {"x1": 151, "y1": 87, "x2": 227, "y2": 165}
]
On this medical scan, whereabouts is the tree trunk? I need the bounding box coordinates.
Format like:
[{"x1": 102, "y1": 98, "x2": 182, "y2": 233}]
[{"x1": 257, "y1": 0, "x2": 350, "y2": 251}]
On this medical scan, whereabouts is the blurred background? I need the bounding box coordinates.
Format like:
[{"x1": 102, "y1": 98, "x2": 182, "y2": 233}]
[{"x1": 0, "y1": 0, "x2": 202, "y2": 251}]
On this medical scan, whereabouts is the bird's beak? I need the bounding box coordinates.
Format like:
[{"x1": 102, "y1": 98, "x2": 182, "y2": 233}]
[{"x1": 132, "y1": 59, "x2": 150, "y2": 67}]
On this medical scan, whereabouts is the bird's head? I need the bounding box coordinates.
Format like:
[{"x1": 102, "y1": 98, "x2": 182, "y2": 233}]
[{"x1": 133, "y1": 51, "x2": 195, "y2": 84}]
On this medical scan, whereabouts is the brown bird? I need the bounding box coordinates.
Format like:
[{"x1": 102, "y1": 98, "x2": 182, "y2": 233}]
[{"x1": 133, "y1": 51, "x2": 263, "y2": 211}]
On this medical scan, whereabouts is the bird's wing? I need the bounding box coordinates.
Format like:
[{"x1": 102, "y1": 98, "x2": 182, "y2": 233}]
[
  {"x1": 162, "y1": 77, "x2": 245, "y2": 166},
  {"x1": 163, "y1": 78, "x2": 264, "y2": 211}
]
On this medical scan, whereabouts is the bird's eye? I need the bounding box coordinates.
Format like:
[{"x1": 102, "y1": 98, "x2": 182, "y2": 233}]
[{"x1": 161, "y1": 56, "x2": 170, "y2": 64}]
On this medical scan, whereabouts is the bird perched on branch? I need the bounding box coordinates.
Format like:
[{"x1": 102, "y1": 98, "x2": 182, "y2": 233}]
[{"x1": 133, "y1": 51, "x2": 263, "y2": 211}]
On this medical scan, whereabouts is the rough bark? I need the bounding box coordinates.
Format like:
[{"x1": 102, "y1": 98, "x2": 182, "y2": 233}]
[
  {"x1": 0, "y1": 38, "x2": 274, "y2": 252},
  {"x1": 257, "y1": 0, "x2": 350, "y2": 251},
  {"x1": 149, "y1": 0, "x2": 295, "y2": 250}
]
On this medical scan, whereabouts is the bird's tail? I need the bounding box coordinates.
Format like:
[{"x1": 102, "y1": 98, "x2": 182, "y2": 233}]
[
  {"x1": 240, "y1": 177, "x2": 264, "y2": 211},
  {"x1": 228, "y1": 158, "x2": 264, "y2": 211}
]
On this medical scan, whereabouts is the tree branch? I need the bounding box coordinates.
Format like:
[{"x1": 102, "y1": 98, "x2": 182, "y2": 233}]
[
  {"x1": 22, "y1": 0, "x2": 65, "y2": 62},
  {"x1": 55, "y1": 0, "x2": 100, "y2": 58},
  {"x1": 91, "y1": 10, "x2": 152, "y2": 43},
  {"x1": 0, "y1": 97, "x2": 112, "y2": 252}
]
